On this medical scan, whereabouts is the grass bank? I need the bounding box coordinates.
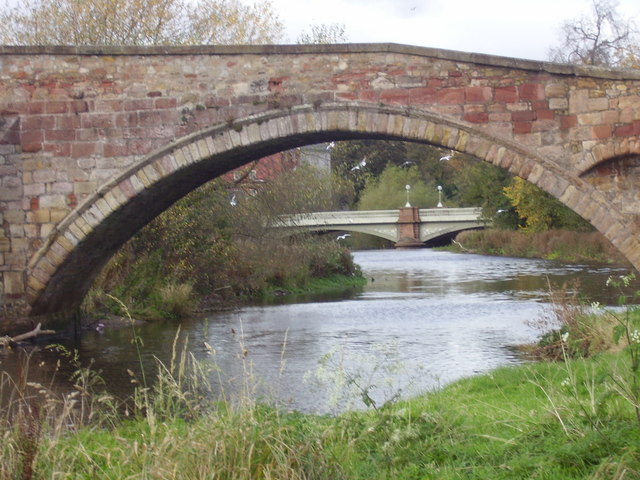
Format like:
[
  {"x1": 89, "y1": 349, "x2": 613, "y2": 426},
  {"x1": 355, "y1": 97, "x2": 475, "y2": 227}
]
[
  {"x1": 449, "y1": 228, "x2": 629, "y2": 265},
  {"x1": 84, "y1": 236, "x2": 363, "y2": 322},
  {"x1": 260, "y1": 273, "x2": 367, "y2": 298},
  {"x1": 3, "y1": 346, "x2": 638, "y2": 479}
]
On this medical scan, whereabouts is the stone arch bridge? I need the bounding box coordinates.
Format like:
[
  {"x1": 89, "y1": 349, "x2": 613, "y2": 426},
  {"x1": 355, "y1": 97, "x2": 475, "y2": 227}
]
[{"x1": 2, "y1": 43, "x2": 640, "y2": 327}]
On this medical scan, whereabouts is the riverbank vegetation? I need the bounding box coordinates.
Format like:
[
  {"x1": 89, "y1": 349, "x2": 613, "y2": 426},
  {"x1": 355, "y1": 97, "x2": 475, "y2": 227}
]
[
  {"x1": 83, "y1": 165, "x2": 360, "y2": 321},
  {"x1": 449, "y1": 228, "x2": 629, "y2": 265},
  {"x1": 3, "y1": 278, "x2": 640, "y2": 479}
]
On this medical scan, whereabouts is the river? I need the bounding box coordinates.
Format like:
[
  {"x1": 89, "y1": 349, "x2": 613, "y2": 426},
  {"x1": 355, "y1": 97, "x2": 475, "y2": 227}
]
[{"x1": 0, "y1": 249, "x2": 634, "y2": 414}]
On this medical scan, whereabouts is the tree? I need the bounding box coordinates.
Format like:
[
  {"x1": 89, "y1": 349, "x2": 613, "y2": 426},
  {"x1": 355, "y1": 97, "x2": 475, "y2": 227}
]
[
  {"x1": 356, "y1": 164, "x2": 442, "y2": 210},
  {"x1": 330, "y1": 140, "x2": 461, "y2": 207},
  {"x1": 452, "y1": 159, "x2": 518, "y2": 229},
  {"x1": 548, "y1": 0, "x2": 638, "y2": 67},
  {"x1": 0, "y1": 0, "x2": 284, "y2": 45},
  {"x1": 503, "y1": 177, "x2": 592, "y2": 233},
  {"x1": 297, "y1": 23, "x2": 347, "y2": 44}
]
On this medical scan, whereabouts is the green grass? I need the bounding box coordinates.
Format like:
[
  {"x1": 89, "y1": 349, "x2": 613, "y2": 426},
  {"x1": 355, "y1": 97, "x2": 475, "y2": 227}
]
[
  {"x1": 261, "y1": 273, "x2": 367, "y2": 298},
  {"x1": 3, "y1": 349, "x2": 639, "y2": 479}
]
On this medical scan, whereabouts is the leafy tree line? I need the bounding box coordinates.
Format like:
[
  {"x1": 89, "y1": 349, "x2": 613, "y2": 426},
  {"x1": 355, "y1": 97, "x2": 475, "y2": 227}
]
[{"x1": 0, "y1": 0, "x2": 348, "y2": 45}]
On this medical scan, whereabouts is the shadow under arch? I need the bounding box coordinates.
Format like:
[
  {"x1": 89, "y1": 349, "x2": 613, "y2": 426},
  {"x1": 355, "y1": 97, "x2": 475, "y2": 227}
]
[{"x1": 25, "y1": 101, "x2": 638, "y2": 317}]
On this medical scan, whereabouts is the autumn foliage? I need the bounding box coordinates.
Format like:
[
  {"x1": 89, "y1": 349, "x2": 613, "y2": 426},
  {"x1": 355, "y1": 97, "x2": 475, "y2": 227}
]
[{"x1": 0, "y1": 0, "x2": 284, "y2": 45}]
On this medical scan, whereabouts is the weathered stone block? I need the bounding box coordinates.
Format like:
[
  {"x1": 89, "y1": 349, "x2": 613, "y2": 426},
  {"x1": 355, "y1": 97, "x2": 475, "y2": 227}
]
[{"x1": 4, "y1": 271, "x2": 24, "y2": 294}]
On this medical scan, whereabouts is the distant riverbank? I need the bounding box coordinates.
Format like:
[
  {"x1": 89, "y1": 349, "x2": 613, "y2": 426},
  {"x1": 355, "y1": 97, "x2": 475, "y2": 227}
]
[{"x1": 445, "y1": 228, "x2": 630, "y2": 266}]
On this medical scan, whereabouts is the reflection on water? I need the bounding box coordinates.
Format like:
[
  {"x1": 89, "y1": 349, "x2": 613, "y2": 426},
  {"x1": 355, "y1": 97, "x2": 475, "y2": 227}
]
[{"x1": 0, "y1": 250, "x2": 636, "y2": 414}]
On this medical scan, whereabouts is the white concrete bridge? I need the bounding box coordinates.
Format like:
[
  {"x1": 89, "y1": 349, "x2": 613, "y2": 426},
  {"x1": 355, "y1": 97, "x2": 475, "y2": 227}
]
[{"x1": 274, "y1": 207, "x2": 485, "y2": 247}]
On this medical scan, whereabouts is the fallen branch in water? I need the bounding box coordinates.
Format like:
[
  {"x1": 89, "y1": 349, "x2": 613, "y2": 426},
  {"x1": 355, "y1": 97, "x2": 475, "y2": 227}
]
[
  {"x1": 0, "y1": 323, "x2": 56, "y2": 349},
  {"x1": 452, "y1": 239, "x2": 470, "y2": 252}
]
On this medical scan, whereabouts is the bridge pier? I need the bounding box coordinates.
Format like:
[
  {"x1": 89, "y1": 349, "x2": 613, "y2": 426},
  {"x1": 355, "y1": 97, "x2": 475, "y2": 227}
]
[{"x1": 395, "y1": 207, "x2": 425, "y2": 249}]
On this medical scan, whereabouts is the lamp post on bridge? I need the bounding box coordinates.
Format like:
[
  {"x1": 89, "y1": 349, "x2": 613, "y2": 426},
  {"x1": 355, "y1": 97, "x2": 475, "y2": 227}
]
[
  {"x1": 437, "y1": 185, "x2": 443, "y2": 208},
  {"x1": 405, "y1": 184, "x2": 411, "y2": 207}
]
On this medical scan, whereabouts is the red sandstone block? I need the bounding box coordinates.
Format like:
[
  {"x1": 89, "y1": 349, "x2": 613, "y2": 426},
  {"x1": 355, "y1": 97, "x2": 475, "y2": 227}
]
[
  {"x1": 147, "y1": 91, "x2": 162, "y2": 97},
  {"x1": 380, "y1": 89, "x2": 410, "y2": 103},
  {"x1": 268, "y1": 77, "x2": 289, "y2": 93},
  {"x1": 436, "y1": 88, "x2": 464, "y2": 104},
  {"x1": 71, "y1": 142, "x2": 97, "y2": 157},
  {"x1": 464, "y1": 112, "x2": 489, "y2": 123},
  {"x1": 155, "y1": 97, "x2": 177, "y2": 109},
  {"x1": 465, "y1": 86, "x2": 492, "y2": 103},
  {"x1": 95, "y1": 99, "x2": 123, "y2": 112},
  {"x1": 21, "y1": 129, "x2": 44, "y2": 144},
  {"x1": 614, "y1": 124, "x2": 634, "y2": 137},
  {"x1": 82, "y1": 113, "x2": 115, "y2": 129},
  {"x1": 45, "y1": 129, "x2": 75, "y2": 141},
  {"x1": 410, "y1": 87, "x2": 437, "y2": 104},
  {"x1": 4, "y1": 103, "x2": 26, "y2": 115},
  {"x1": 513, "y1": 122, "x2": 532, "y2": 134},
  {"x1": 104, "y1": 142, "x2": 128, "y2": 157},
  {"x1": 45, "y1": 101, "x2": 69, "y2": 114},
  {"x1": 70, "y1": 100, "x2": 88, "y2": 113},
  {"x1": 90, "y1": 68, "x2": 108, "y2": 78},
  {"x1": 23, "y1": 115, "x2": 55, "y2": 130},
  {"x1": 591, "y1": 125, "x2": 612, "y2": 139},
  {"x1": 75, "y1": 129, "x2": 100, "y2": 141},
  {"x1": 560, "y1": 115, "x2": 578, "y2": 129},
  {"x1": 204, "y1": 96, "x2": 230, "y2": 108},
  {"x1": 356, "y1": 90, "x2": 377, "y2": 102},
  {"x1": 43, "y1": 143, "x2": 71, "y2": 156},
  {"x1": 512, "y1": 110, "x2": 536, "y2": 122},
  {"x1": 495, "y1": 86, "x2": 518, "y2": 103},
  {"x1": 66, "y1": 193, "x2": 78, "y2": 208},
  {"x1": 537, "y1": 109, "x2": 555, "y2": 120},
  {"x1": 124, "y1": 99, "x2": 155, "y2": 111},
  {"x1": 56, "y1": 115, "x2": 81, "y2": 129},
  {"x1": 139, "y1": 110, "x2": 175, "y2": 126},
  {"x1": 127, "y1": 138, "x2": 161, "y2": 155},
  {"x1": 519, "y1": 83, "x2": 545, "y2": 100},
  {"x1": 26, "y1": 103, "x2": 45, "y2": 115},
  {"x1": 22, "y1": 142, "x2": 42, "y2": 152},
  {"x1": 115, "y1": 112, "x2": 138, "y2": 128}
]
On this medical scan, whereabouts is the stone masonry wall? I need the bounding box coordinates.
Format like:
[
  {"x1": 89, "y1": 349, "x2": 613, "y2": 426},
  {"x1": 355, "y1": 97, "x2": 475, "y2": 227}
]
[{"x1": 2, "y1": 44, "x2": 640, "y2": 322}]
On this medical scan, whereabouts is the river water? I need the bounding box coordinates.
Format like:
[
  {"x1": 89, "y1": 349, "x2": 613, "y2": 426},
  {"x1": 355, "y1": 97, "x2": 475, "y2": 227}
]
[{"x1": 0, "y1": 249, "x2": 634, "y2": 414}]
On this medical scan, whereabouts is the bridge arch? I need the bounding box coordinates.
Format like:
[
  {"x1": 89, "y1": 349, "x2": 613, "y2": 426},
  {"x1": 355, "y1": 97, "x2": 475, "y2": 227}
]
[
  {"x1": 26, "y1": 101, "x2": 638, "y2": 316},
  {"x1": 284, "y1": 224, "x2": 483, "y2": 244}
]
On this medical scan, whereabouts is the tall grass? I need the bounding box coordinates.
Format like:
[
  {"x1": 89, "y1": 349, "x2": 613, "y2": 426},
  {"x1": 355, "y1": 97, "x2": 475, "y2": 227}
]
[{"x1": 0, "y1": 326, "x2": 344, "y2": 480}]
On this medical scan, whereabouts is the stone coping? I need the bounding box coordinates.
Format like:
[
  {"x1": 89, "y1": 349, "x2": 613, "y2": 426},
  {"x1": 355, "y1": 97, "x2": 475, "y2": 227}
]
[{"x1": 1, "y1": 42, "x2": 639, "y2": 80}]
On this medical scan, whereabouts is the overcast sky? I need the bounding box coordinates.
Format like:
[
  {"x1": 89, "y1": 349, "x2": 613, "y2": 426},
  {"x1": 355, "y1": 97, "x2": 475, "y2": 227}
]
[{"x1": 272, "y1": 0, "x2": 640, "y2": 61}]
